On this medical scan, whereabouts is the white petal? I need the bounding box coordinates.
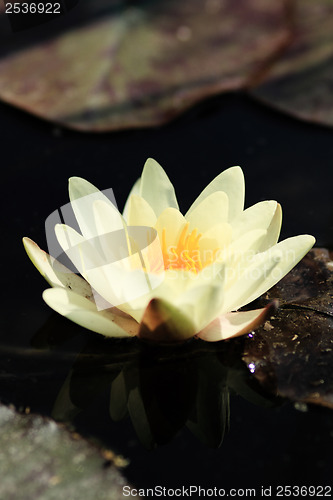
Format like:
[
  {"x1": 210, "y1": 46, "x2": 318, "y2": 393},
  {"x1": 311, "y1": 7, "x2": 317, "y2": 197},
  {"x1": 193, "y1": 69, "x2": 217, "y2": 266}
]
[
  {"x1": 258, "y1": 203, "x2": 282, "y2": 252},
  {"x1": 138, "y1": 298, "x2": 197, "y2": 342},
  {"x1": 154, "y1": 207, "x2": 186, "y2": 250},
  {"x1": 93, "y1": 199, "x2": 129, "y2": 265},
  {"x1": 226, "y1": 229, "x2": 268, "y2": 259},
  {"x1": 231, "y1": 200, "x2": 278, "y2": 241},
  {"x1": 241, "y1": 234, "x2": 316, "y2": 306},
  {"x1": 186, "y1": 166, "x2": 244, "y2": 221},
  {"x1": 43, "y1": 288, "x2": 137, "y2": 337},
  {"x1": 55, "y1": 223, "x2": 97, "y2": 280},
  {"x1": 221, "y1": 250, "x2": 281, "y2": 313},
  {"x1": 93, "y1": 199, "x2": 125, "y2": 235},
  {"x1": 222, "y1": 234, "x2": 315, "y2": 313},
  {"x1": 126, "y1": 195, "x2": 157, "y2": 227},
  {"x1": 68, "y1": 176, "x2": 116, "y2": 240},
  {"x1": 197, "y1": 304, "x2": 275, "y2": 342},
  {"x1": 218, "y1": 229, "x2": 268, "y2": 289},
  {"x1": 199, "y1": 223, "x2": 232, "y2": 265},
  {"x1": 23, "y1": 237, "x2": 93, "y2": 298},
  {"x1": 55, "y1": 223, "x2": 120, "y2": 307},
  {"x1": 186, "y1": 191, "x2": 229, "y2": 232},
  {"x1": 139, "y1": 158, "x2": 179, "y2": 216},
  {"x1": 122, "y1": 177, "x2": 141, "y2": 221},
  {"x1": 176, "y1": 280, "x2": 225, "y2": 332},
  {"x1": 133, "y1": 261, "x2": 225, "y2": 333},
  {"x1": 199, "y1": 223, "x2": 232, "y2": 251}
]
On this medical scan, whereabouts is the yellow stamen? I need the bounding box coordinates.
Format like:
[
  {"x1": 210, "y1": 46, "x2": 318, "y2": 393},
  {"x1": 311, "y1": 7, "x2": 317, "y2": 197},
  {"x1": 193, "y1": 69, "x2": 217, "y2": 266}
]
[{"x1": 161, "y1": 223, "x2": 220, "y2": 273}]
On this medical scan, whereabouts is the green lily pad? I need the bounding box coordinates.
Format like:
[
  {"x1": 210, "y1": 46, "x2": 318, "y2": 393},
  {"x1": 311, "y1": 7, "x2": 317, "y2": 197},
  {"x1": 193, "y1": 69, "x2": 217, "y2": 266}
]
[
  {"x1": 0, "y1": 0, "x2": 289, "y2": 131},
  {"x1": 243, "y1": 249, "x2": 333, "y2": 409},
  {"x1": 251, "y1": 0, "x2": 333, "y2": 126},
  {"x1": 0, "y1": 403, "x2": 133, "y2": 500}
]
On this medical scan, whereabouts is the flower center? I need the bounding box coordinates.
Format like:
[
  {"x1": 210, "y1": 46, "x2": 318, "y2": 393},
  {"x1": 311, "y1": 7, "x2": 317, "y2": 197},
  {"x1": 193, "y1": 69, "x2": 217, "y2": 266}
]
[{"x1": 161, "y1": 222, "x2": 218, "y2": 273}]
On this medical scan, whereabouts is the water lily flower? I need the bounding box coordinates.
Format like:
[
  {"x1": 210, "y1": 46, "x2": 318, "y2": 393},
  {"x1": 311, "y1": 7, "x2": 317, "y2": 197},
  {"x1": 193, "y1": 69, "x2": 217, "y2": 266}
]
[{"x1": 23, "y1": 159, "x2": 315, "y2": 343}]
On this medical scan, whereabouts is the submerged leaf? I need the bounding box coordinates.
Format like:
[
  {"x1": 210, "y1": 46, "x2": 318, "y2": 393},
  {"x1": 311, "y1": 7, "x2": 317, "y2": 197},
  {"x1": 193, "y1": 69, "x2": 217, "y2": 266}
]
[
  {"x1": 251, "y1": 0, "x2": 333, "y2": 127},
  {"x1": 0, "y1": 0, "x2": 289, "y2": 131}
]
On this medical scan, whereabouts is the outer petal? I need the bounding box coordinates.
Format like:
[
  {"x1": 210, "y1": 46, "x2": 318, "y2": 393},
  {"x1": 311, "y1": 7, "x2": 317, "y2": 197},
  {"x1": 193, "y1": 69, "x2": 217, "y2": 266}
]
[
  {"x1": 197, "y1": 302, "x2": 277, "y2": 342},
  {"x1": 219, "y1": 229, "x2": 268, "y2": 289},
  {"x1": 220, "y1": 229, "x2": 267, "y2": 265},
  {"x1": 138, "y1": 298, "x2": 197, "y2": 343},
  {"x1": 231, "y1": 200, "x2": 278, "y2": 241},
  {"x1": 43, "y1": 288, "x2": 138, "y2": 338},
  {"x1": 222, "y1": 234, "x2": 315, "y2": 314},
  {"x1": 186, "y1": 166, "x2": 244, "y2": 221},
  {"x1": 168, "y1": 262, "x2": 225, "y2": 331},
  {"x1": 23, "y1": 237, "x2": 93, "y2": 298},
  {"x1": 258, "y1": 203, "x2": 282, "y2": 252},
  {"x1": 240, "y1": 234, "x2": 316, "y2": 307},
  {"x1": 132, "y1": 261, "x2": 225, "y2": 334},
  {"x1": 55, "y1": 223, "x2": 123, "y2": 307},
  {"x1": 175, "y1": 281, "x2": 225, "y2": 333},
  {"x1": 56, "y1": 215, "x2": 164, "y2": 312},
  {"x1": 139, "y1": 158, "x2": 179, "y2": 216},
  {"x1": 221, "y1": 249, "x2": 283, "y2": 314}
]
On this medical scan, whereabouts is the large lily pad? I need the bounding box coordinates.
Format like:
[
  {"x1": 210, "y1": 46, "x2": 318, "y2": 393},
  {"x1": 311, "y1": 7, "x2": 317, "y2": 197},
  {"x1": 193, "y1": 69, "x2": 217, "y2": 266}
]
[
  {"x1": 0, "y1": 403, "x2": 135, "y2": 500},
  {"x1": 243, "y1": 249, "x2": 333, "y2": 409},
  {"x1": 251, "y1": 0, "x2": 333, "y2": 126},
  {"x1": 0, "y1": 0, "x2": 289, "y2": 131}
]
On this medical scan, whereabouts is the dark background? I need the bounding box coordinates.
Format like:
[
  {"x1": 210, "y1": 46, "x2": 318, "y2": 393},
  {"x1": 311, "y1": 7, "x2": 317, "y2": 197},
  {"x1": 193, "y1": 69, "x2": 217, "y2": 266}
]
[
  {"x1": 3, "y1": 90, "x2": 333, "y2": 342},
  {"x1": 1, "y1": 90, "x2": 333, "y2": 491}
]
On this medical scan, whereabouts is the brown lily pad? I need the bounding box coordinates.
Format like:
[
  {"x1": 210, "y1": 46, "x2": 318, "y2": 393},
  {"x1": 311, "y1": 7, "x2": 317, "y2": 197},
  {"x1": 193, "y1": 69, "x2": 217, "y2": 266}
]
[
  {"x1": 243, "y1": 248, "x2": 333, "y2": 409},
  {"x1": 251, "y1": 0, "x2": 333, "y2": 127},
  {"x1": 0, "y1": 0, "x2": 289, "y2": 131}
]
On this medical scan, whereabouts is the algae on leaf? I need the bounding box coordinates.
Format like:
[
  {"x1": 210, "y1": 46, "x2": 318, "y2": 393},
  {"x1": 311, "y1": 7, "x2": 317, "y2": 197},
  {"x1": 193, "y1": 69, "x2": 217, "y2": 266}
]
[
  {"x1": 243, "y1": 249, "x2": 333, "y2": 409},
  {"x1": 0, "y1": 404, "x2": 133, "y2": 500}
]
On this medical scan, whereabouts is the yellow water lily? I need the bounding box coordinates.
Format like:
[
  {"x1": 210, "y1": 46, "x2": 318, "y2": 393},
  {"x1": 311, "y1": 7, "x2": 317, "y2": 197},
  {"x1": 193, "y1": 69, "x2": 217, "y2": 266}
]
[{"x1": 23, "y1": 159, "x2": 315, "y2": 343}]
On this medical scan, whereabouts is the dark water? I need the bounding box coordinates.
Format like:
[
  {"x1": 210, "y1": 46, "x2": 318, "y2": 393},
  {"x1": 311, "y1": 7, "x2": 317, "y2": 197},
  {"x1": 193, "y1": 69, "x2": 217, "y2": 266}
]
[{"x1": 2, "y1": 92, "x2": 333, "y2": 491}]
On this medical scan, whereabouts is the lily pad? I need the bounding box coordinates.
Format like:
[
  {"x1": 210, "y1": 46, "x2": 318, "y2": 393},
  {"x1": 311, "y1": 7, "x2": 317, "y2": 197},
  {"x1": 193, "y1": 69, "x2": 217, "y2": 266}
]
[
  {"x1": 0, "y1": 0, "x2": 289, "y2": 131},
  {"x1": 251, "y1": 0, "x2": 333, "y2": 126},
  {"x1": 0, "y1": 403, "x2": 134, "y2": 500},
  {"x1": 243, "y1": 249, "x2": 333, "y2": 409}
]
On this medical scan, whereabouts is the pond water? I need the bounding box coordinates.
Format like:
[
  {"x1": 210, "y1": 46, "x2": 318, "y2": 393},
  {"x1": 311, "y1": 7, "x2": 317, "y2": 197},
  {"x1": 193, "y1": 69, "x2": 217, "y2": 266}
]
[{"x1": 2, "y1": 92, "x2": 333, "y2": 492}]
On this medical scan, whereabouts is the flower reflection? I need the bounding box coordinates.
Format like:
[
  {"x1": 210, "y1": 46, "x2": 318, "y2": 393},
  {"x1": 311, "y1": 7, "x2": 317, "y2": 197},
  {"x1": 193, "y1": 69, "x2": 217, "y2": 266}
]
[{"x1": 48, "y1": 333, "x2": 280, "y2": 449}]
